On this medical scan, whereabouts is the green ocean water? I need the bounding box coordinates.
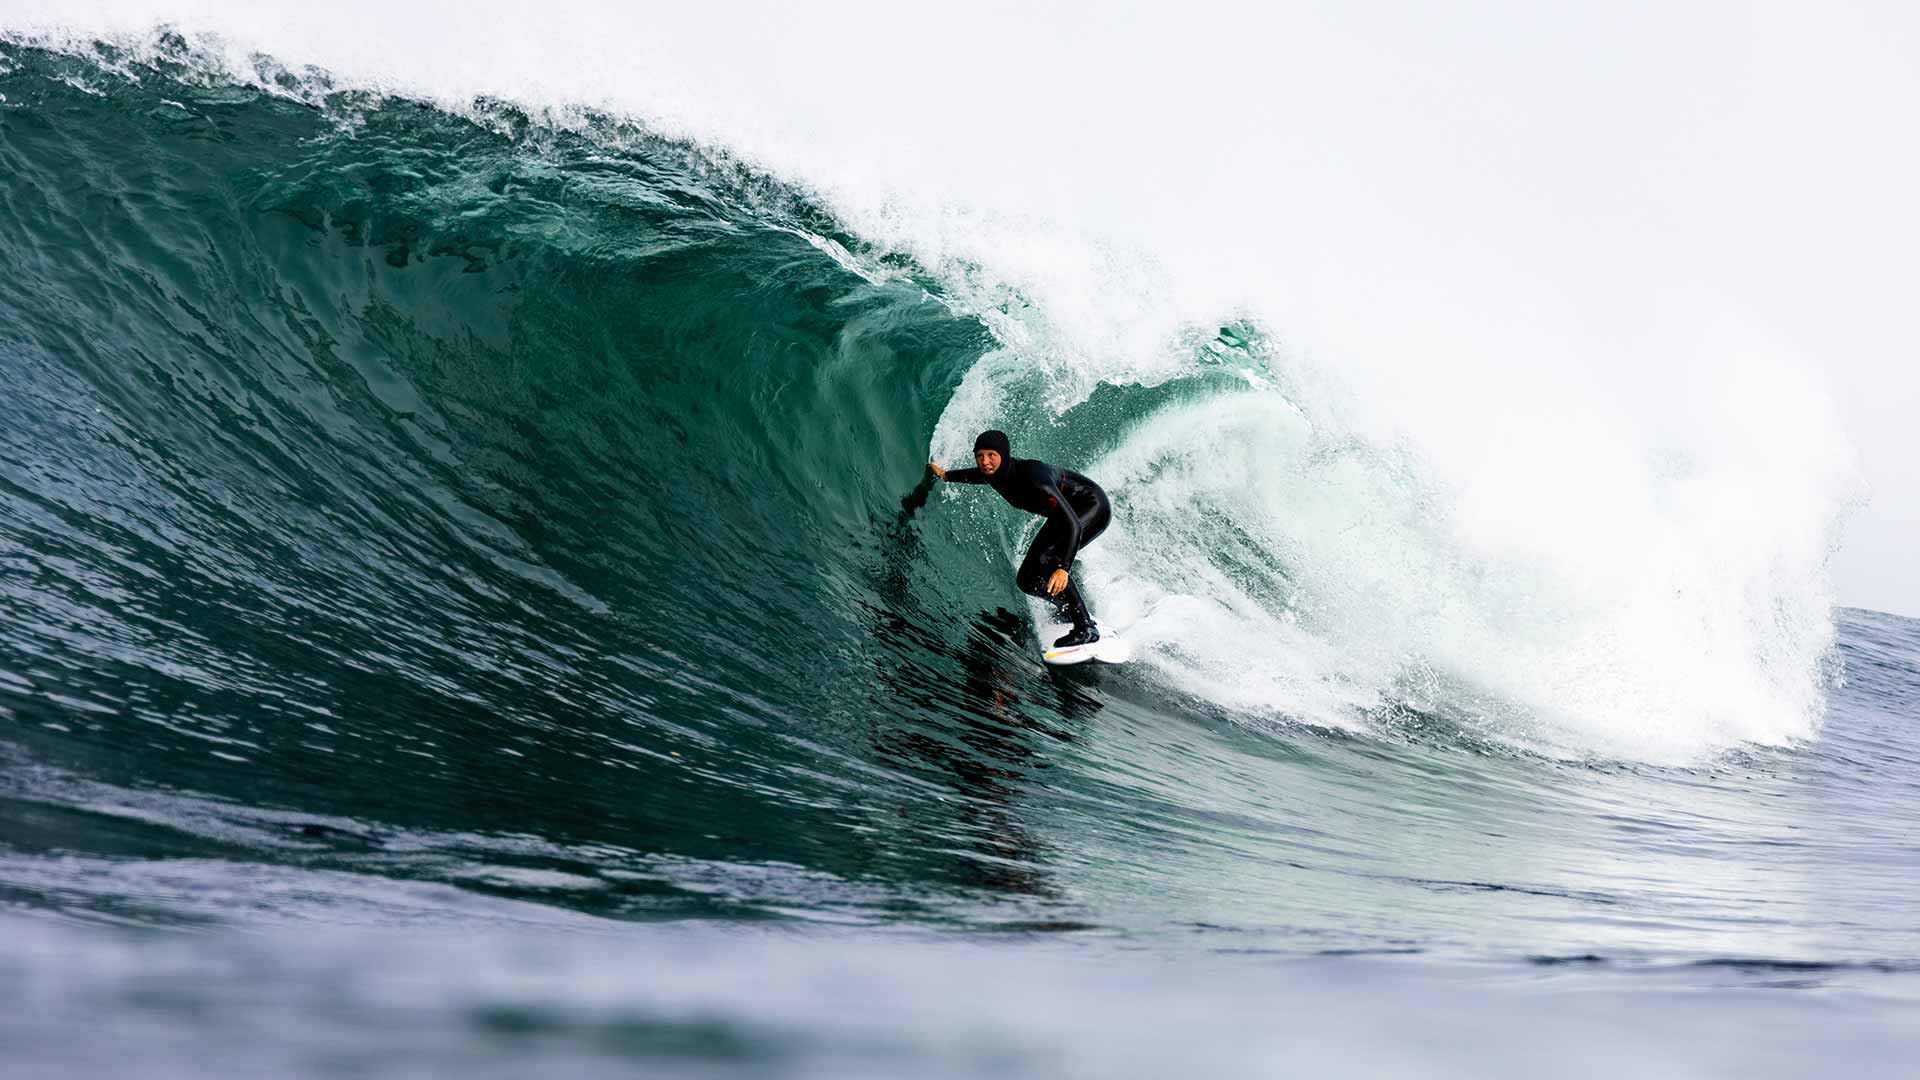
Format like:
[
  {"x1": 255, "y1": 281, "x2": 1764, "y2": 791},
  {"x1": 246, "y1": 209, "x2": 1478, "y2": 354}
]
[{"x1": 3, "y1": 34, "x2": 1920, "y2": 1077}]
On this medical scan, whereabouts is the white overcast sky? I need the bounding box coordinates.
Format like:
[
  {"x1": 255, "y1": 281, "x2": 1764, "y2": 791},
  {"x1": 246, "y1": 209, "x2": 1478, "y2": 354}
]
[{"x1": 10, "y1": 1, "x2": 1919, "y2": 615}]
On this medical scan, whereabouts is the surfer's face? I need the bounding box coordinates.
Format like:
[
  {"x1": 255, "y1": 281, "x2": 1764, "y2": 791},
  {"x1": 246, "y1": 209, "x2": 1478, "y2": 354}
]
[{"x1": 974, "y1": 449, "x2": 1002, "y2": 475}]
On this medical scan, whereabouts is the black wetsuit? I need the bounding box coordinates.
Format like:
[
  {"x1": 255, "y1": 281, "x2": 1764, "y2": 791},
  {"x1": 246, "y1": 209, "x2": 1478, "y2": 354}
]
[{"x1": 943, "y1": 458, "x2": 1111, "y2": 629}]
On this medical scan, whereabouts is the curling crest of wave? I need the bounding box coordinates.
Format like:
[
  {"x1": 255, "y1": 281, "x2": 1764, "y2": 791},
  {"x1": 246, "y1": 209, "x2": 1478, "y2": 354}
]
[{"x1": 1069, "y1": 353, "x2": 1853, "y2": 762}]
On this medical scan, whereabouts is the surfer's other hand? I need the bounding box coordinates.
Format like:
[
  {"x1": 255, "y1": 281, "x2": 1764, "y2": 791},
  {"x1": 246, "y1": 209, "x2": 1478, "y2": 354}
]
[
  {"x1": 928, "y1": 462, "x2": 945, "y2": 479},
  {"x1": 1047, "y1": 569, "x2": 1069, "y2": 596}
]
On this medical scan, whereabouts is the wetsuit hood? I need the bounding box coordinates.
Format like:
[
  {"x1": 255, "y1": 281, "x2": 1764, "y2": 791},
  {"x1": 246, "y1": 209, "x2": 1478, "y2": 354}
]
[{"x1": 973, "y1": 430, "x2": 1012, "y2": 459}]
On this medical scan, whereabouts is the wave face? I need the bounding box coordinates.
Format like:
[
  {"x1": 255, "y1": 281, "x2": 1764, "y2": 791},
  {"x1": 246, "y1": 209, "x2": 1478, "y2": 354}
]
[
  {"x1": 3, "y1": 26, "x2": 1917, "y2": 1017},
  {"x1": 0, "y1": 34, "x2": 1023, "y2": 899}
]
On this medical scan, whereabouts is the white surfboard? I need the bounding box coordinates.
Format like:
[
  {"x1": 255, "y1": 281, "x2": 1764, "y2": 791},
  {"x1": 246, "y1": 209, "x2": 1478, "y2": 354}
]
[{"x1": 1041, "y1": 630, "x2": 1133, "y2": 666}]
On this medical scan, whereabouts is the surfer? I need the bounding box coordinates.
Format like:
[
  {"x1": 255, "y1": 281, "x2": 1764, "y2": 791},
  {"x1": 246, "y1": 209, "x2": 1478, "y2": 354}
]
[{"x1": 928, "y1": 430, "x2": 1111, "y2": 648}]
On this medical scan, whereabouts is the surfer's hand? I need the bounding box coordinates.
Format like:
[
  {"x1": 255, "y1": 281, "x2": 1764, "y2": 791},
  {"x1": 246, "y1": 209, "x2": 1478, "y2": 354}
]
[
  {"x1": 1047, "y1": 569, "x2": 1069, "y2": 596},
  {"x1": 928, "y1": 462, "x2": 945, "y2": 479}
]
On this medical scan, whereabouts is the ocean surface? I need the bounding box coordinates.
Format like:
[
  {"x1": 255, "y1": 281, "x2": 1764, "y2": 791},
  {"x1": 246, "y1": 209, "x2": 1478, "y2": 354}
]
[{"x1": 2, "y1": 30, "x2": 1917, "y2": 1078}]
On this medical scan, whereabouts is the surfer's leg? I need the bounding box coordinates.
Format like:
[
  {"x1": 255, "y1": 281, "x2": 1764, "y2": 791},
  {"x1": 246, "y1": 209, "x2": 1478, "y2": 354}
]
[
  {"x1": 1053, "y1": 494, "x2": 1108, "y2": 645},
  {"x1": 1014, "y1": 523, "x2": 1063, "y2": 600},
  {"x1": 1016, "y1": 523, "x2": 1092, "y2": 628},
  {"x1": 1077, "y1": 489, "x2": 1111, "y2": 548},
  {"x1": 1030, "y1": 490, "x2": 1108, "y2": 628},
  {"x1": 1049, "y1": 579, "x2": 1092, "y2": 628}
]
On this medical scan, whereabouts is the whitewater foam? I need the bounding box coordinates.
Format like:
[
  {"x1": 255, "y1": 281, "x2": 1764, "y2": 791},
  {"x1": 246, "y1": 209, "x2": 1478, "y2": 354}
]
[{"x1": 1071, "y1": 365, "x2": 1851, "y2": 762}]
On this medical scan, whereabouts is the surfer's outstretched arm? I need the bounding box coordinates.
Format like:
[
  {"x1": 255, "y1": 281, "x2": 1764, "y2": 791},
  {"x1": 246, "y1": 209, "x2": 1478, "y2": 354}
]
[{"x1": 936, "y1": 465, "x2": 991, "y2": 484}]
